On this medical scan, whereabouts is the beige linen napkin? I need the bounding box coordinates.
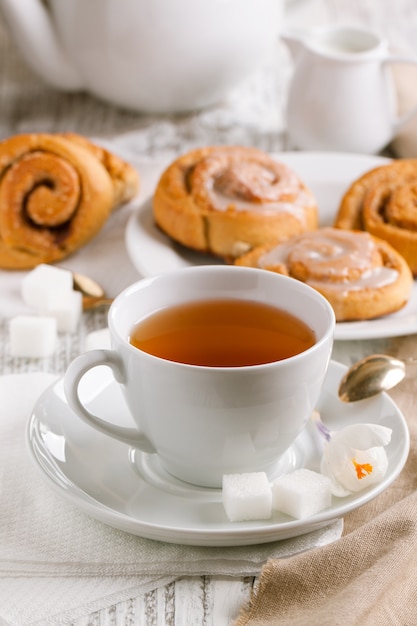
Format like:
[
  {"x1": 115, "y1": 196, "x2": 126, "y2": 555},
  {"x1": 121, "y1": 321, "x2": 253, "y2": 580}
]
[
  {"x1": 234, "y1": 333, "x2": 417, "y2": 626},
  {"x1": 0, "y1": 373, "x2": 343, "y2": 626}
]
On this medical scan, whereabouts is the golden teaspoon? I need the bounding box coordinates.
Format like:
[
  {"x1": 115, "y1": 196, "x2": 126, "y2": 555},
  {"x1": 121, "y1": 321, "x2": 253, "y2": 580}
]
[
  {"x1": 72, "y1": 271, "x2": 114, "y2": 311},
  {"x1": 338, "y1": 354, "x2": 417, "y2": 402}
]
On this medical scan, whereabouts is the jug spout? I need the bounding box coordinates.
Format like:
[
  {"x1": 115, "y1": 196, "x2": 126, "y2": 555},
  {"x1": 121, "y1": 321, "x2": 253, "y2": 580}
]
[
  {"x1": 0, "y1": 0, "x2": 83, "y2": 91},
  {"x1": 280, "y1": 29, "x2": 306, "y2": 59}
]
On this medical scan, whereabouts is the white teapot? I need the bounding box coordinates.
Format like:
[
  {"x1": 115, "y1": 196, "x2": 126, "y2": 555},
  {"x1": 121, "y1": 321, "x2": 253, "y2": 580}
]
[
  {"x1": 0, "y1": 0, "x2": 281, "y2": 113},
  {"x1": 283, "y1": 25, "x2": 417, "y2": 154}
]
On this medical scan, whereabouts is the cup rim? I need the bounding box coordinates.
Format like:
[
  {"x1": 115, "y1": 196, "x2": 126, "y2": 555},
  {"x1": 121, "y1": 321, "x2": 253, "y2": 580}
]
[{"x1": 108, "y1": 266, "x2": 335, "y2": 371}]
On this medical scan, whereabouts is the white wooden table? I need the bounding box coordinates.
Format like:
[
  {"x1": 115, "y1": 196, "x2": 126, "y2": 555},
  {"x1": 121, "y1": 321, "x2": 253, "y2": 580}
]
[{"x1": 1, "y1": 0, "x2": 416, "y2": 623}]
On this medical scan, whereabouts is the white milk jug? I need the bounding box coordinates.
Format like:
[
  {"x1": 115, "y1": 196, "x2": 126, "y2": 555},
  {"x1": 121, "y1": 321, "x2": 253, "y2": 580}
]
[{"x1": 282, "y1": 25, "x2": 417, "y2": 153}]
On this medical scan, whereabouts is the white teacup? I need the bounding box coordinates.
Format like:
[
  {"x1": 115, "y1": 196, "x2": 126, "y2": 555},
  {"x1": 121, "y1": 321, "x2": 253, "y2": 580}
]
[{"x1": 64, "y1": 266, "x2": 335, "y2": 487}]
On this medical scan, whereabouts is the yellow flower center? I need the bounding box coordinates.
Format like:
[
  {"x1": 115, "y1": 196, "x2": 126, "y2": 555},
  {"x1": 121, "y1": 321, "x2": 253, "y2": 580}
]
[{"x1": 353, "y1": 459, "x2": 373, "y2": 480}]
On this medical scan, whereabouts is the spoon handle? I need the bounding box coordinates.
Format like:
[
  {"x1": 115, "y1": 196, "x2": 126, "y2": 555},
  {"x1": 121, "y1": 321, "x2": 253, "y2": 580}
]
[{"x1": 82, "y1": 296, "x2": 114, "y2": 310}]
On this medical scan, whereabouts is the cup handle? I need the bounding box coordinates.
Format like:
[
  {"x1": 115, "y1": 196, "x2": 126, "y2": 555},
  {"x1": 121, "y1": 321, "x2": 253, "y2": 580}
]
[
  {"x1": 383, "y1": 55, "x2": 417, "y2": 130},
  {"x1": 63, "y1": 349, "x2": 156, "y2": 452}
]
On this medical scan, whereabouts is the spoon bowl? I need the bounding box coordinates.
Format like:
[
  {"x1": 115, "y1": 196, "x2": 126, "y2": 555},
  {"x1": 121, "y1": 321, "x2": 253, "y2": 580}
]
[
  {"x1": 72, "y1": 272, "x2": 114, "y2": 310},
  {"x1": 338, "y1": 354, "x2": 410, "y2": 402}
]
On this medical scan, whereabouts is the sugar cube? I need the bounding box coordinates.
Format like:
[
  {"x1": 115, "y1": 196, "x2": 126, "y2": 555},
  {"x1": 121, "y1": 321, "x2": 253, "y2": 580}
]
[
  {"x1": 9, "y1": 315, "x2": 57, "y2": 358},
  {"x1": 272, "y1": 468, "x2": 332, "y2": 519},
  {"x1": 39, "y1": 289, "x2": 82, "y2": 332},
  {"x1": 21, "y1": 264, "x2": 73, "y2": 310},
  {"x1": 222, "y1": 472, "x2": 272, "y2": 522}
]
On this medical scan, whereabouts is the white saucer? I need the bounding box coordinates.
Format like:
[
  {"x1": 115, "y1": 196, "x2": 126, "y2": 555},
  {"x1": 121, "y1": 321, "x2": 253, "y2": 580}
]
[
  {"x1": 27, "y1": 361, "x2": 409, "y2": 547},
  {"x1": 125, "y1": 152, "x2": 417, "y2": 341}
]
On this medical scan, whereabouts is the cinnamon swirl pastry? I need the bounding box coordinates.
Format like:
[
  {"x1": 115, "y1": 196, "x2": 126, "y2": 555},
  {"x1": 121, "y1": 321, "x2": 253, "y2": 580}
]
[
  {"x1": 58, "y1": 132, "x2": 139, "y2": 208},
  {"x1": 334, "y1": 159, "x2": 417, "y2": 275},
  {"x1": 0, "y1": 133, "x2": 139, "y2": 269},
  {"x1": 235, "y1": 227, "x2": 413, "y2": 321},
  {"x1": 153, "y1": 146, "x2": 318, "y2": 260}
]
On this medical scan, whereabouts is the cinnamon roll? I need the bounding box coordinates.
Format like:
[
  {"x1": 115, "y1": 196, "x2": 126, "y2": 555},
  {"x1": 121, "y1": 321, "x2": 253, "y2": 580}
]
[
  {"x1": 153, "y1": 146, "x2": 318, "y2": 260},
  {"x1": 0, "y1": 133, "x2": 139, "y2": 269},
  {"x1": 58, "y1": 133, "x2": 139, "y2": 208},
  {"x1": 334, "y1": 159, "x2": 417, "y2": 275},
  {"x1": 235, "y1": 227, "x2": 413, "y2": 321}
]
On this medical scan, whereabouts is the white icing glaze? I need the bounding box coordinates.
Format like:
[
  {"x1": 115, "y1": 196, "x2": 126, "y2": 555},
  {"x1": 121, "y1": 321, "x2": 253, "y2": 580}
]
[
  {"x1": 309, "y1": 266, "x2": 399, "y2": 293},
  {"x1": 197, "y1": 155, "x2": 315, "y2": 220},
  {"x1": 259, "y1": 229, "x2": 399, "y2": 291},
  {"x1": 208, "y1": 189, "x2": 312, "y2": 219}
]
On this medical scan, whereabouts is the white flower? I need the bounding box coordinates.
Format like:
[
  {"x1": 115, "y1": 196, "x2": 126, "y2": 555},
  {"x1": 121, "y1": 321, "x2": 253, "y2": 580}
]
[{"x1": 319, "y1": 423, "x2": 392, "y2": 497}]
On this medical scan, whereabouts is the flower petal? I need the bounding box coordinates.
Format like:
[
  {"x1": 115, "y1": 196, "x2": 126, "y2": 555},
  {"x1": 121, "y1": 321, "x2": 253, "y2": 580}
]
[
  {"x1": 329, "y1": 424, "x2": 392, "y2": 450},
  {"x1": 320, "y1": 423, "x2": 391, "y2": 496}
]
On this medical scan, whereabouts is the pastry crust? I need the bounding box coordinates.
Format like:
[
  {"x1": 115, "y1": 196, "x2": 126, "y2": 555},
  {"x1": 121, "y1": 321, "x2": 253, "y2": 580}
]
[
  {"x1": 235, "y1": 227, "x2": 413, "y2": 321},
  {"x1": 153, "y1": 146, "x2": 318, "y2": 260},
  {"x1": 334, "y1": 159, "x2": 417, "y2": 275},
  {"x1": 59, "y1": 132, "x2": 139, "y2": 207},
  {"x1": 0, "y1": 133, "x2": 139, "y2": 269}
]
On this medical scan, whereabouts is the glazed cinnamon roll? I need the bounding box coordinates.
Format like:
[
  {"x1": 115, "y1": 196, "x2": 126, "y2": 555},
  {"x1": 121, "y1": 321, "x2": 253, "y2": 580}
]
[
  {"x1": 235, "y1": 227, "x2": 413, "y2": 321},
  {"x1": 0, "y1": 133, "x2": 139, "y2": 269},
  {"x1": 334, "y1": 159, "x2": 417, "y2": 275},
  {"x1": 153, "y1": 146, "x2": 318, "y2": 259}
]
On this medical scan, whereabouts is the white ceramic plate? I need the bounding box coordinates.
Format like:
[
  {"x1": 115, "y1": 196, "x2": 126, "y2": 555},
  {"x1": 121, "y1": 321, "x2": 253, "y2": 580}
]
[
  {"x1": 27, "y1": 360, "x2": 408, "y2": 547},
  {"x1": 125, "y1": 152, "x2": 417, "y2": 341}
]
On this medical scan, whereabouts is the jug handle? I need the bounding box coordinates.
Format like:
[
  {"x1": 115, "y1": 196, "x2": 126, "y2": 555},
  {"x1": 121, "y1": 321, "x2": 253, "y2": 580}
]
[{"x1": 383, "y1": 55, "x2": 417, "y2": 131}]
